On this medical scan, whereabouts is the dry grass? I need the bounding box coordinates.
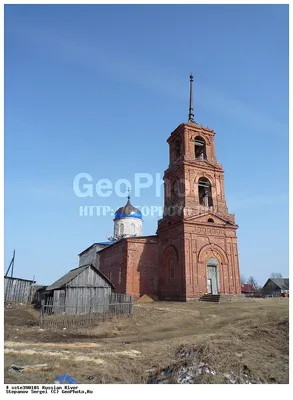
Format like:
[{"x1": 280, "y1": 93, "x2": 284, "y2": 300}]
[
  {"x1": 4, "y1": 298, "x2": 289, "y2": 384},
  {"x1": 148, "y1": 314, "x2": 288, "y2": 384}
]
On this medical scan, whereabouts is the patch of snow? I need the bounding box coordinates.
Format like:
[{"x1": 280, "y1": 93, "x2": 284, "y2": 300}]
[{"x1": 149, "y1": 350, "x2": 264, "y2": 384}]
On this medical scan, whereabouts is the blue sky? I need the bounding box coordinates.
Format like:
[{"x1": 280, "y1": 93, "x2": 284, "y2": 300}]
[{"x1": 4, "y1": 4, "x2": 288, "y2": 286}]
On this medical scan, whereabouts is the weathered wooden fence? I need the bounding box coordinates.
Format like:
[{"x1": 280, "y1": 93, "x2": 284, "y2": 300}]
[
  {"x1": 40, "y1": 292, "x2": 133, "y2": 329},
  {"x1": 4, "y1": 277, "x2": 35, "y2": 303}
]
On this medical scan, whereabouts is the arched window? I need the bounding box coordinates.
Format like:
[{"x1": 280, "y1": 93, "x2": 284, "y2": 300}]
[
  {"x1": 163, "y1": 246, "x2": 178, "y2": 280},
  {"x1": 198, "y1": 177, "x2": 213, "y2": 207},
  {"x1": 175, "y1": 140, "x2": 181, "y2": 158},
  {"x1": 118, "y1": 266, "x2": 122, "y2": 285},
  {"x1": 120, "y1": 223, "x2": 124, "y2": 236},
  {"x1": 130, "y1": 223, "x2": 135, "y2": 235},
  {"x1": 171, "y1": 180, "x2": 180, "y2": 204},
  {"x1": 194, "y1": 136, "x2": 206, "y2": 160},
  {"x1": 169, "y1": 258, "x2": 176, "y2": 279},
  {"x1": 208, "y1": 218, "x2": 214, "y2": 223}
]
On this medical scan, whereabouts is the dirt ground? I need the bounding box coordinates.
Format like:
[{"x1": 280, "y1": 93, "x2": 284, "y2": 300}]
[{"x1": 4, "y1": 298, "x2": 289, "y2": 384}]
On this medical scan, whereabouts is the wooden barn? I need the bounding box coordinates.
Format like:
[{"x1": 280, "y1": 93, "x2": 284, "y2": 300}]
[
  {"x1": 45, "y1": 264, "x2": 115, "y2": 315},
  {"x1": 262, "y1": 278, "x2": 289, "y2": 297},
  {"x1": 4, "y1": 276, "x2": 36, "y2": 303}
]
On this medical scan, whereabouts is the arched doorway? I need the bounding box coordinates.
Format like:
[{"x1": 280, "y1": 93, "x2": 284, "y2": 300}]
[{"x1": 207, "y1": 257, "x2": 219, "y2": 294}]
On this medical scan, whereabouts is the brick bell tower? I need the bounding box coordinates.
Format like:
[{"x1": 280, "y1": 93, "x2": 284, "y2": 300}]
[{"x1": 157, "y1": 74, "x2": 241, "y2": 300}]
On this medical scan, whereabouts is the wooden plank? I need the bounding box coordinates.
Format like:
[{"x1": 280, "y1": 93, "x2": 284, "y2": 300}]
[{"x1": 66, "y1": 285, "x2": 111, "y2": 288}]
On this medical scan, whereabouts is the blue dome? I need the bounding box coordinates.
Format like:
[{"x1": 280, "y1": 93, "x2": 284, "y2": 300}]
[{"x1": 114, "y1": 197, "x2": 142, "y2": 220}]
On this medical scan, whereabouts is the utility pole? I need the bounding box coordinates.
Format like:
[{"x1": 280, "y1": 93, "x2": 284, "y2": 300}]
[{"x1": 5, "y1": 250, "x2": 15, "y2": 278}]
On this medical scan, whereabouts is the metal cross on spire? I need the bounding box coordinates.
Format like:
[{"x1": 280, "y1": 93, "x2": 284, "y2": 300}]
[
  {"x1": 127, "y1": 187, "x2": 131, "y2": 199},
  {"x1": 188, "y1": 73, "x2": 195, "y2": 123}
]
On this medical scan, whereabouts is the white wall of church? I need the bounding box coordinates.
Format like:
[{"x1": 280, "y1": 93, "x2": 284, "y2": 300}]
[{"x1": 114, "y1": 217, "x2": 142, "y2": 238}]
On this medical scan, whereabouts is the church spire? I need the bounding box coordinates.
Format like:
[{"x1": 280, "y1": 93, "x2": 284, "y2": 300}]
[{"x1": 188, "y1": 73, "x2": 195, "y2": 123}]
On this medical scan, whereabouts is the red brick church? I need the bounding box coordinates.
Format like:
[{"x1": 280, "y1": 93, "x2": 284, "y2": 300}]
[{"x1": 78, "y1": 75, "x2": 241, "y2": 300}]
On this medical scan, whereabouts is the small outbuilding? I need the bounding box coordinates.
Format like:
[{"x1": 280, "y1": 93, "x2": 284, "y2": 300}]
[
  {"x1": 45, "y1": 264, "x2": 115, "y2": 314},
  {"x1": 262, "y1": 278, "x2": 289, "y2": 297},
  {"x1": 241, "y1": 284, "x2": 255, "y2": 295},
  {"x1": 4, "y1": 276, "x2": 36, "y2": 303}
]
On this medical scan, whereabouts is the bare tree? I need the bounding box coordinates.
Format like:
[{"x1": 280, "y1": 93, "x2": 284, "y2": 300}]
[
  {"x1": 270, "y1": 272, "x2": 283, "y2": 279},
  {"x1": 240, "y1": 274, "x2": 246, "y2": 285},
  {"x1": 247, "y1": 276, "x2": 259, "y2": 292}
]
